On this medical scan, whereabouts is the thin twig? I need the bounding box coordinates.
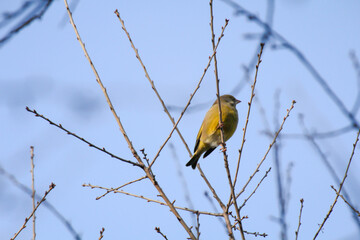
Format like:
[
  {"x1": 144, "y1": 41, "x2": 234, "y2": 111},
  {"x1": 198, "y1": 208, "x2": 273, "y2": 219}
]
[
  {"x1": 295, "y1": 199, "x2": 304, "y2": 240},
  {"x1": 155, "y1": 227, "x2": 168, "y2": 240},
  {"x1": 234, "y1": 43, "x2": 265, "y2": 188},
  {"x1": 11, "y1": 183, "x2": 56, "y2": 240},
  {"x1": 95, "y1": 176, "x2": 147, "y2": 200},
  {"x1": 239, "y1": 167, "x2": 271, "y2": 210},
  {"x1": 313, "y1": 128, "x2": 360, "y2": 239},
  {"x1": 26, "y1": 107, "x2": 142, "y2": 168},
  {"x1": 331, "y1": 185, "x2": 360, "y2": 217},
  {"x1": 98, "y1": 227, "x2": 105, "y2": 240},
  {"x1": 243, "y1": 231, "x2": 267, "y2": 238},
  {"x1": 140, "y1": 148, "x2": 150, "y2": 166},
  {"x1": 236, "y1": 100, "x2": 296, "y2": 200},
  {"x1": 30, "y1": 146, "x2": 36, "y2": 240},
  {"x1": 83, "y1": 184, "x2": 222, "y2": 217},
  {"x1": 196, "y1": 212, "x2": 201, "y2": 240}
]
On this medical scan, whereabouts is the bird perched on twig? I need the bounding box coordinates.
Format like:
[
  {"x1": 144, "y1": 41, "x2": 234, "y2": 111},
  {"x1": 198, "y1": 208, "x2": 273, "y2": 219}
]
[{"x1": 186, "y1": 94, "x2": 240, "y2": 169}]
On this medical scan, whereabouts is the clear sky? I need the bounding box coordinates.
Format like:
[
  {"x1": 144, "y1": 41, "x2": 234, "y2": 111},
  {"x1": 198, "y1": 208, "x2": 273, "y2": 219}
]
[{"x1": 1, "y1": 0, "x2": 360, "y2": 239}]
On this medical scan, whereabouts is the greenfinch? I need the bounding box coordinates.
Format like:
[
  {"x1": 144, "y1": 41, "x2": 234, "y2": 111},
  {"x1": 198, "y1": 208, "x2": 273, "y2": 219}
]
[{"x1": 186, "y1": 94, "x2": 240, "y2": 169}]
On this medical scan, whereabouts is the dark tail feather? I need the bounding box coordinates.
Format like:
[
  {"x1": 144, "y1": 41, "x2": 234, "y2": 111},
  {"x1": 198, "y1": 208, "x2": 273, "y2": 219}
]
[{"x1": 186, "y1": 153, "x2": 201, "y2": 169}]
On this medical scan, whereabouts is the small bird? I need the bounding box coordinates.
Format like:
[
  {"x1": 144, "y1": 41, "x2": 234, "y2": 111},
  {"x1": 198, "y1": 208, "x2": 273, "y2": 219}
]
[{"x1": 186, "y1": 94, "x2": 240, "y2": 169}]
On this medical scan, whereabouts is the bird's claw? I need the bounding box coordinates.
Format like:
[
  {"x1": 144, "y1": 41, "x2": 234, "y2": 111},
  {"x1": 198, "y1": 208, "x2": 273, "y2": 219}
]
[{"x1": 220, "y1": 143, "x2": 227, "y2": 152}]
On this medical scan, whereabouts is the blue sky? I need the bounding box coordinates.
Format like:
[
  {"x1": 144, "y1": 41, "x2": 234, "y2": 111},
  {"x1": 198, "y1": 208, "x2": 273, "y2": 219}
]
[{"x1": 1, "y1": 0, "x2": 360, "y2": 239}]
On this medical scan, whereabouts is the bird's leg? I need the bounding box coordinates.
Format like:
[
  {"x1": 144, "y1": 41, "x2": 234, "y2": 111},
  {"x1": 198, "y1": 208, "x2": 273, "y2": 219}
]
[{"x1": 217, "y1": 123, "x2": 226, "y2": 152}]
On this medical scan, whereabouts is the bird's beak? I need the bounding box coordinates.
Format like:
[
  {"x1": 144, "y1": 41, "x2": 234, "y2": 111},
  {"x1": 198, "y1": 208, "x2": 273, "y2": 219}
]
[{"x1": 236, "y1": 99, "x2": 241, "y2": 104}]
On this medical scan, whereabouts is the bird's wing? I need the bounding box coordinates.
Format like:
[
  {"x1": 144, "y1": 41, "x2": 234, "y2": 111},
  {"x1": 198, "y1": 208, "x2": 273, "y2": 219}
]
[
  {"x1": 206, "y1": 106, "x2": 221, "y2": 137},
  {"x1": 194, "y1": 123, "x2": 203, "y2": 152}
]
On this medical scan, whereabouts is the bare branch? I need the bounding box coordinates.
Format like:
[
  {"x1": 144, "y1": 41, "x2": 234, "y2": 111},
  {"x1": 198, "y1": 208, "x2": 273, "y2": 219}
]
[
  {"x1": 95, "y1": 176, "x2": 147, "y2": 200},
  {"x1": 331, "y1": 186, "x2": 360, "y2": 217},
  {"x1": 239, "y1": 167, "x2": 271, "y2": 210},
  {"x1": 196, "y1": 212, "x2": 201, "y2": 240},
  {"x1": 295, "y1": 199, "x2": 304, "y2": 240},
  {"x1": 243, "y1": 230, "x2": 267, "y2": 238},
  {"x1": 98, "y1": 227, "x2": 105, "y2": 240},
  {"x1": 83, "y1": 184, "x2": 222, "y2": 217},
  {"x1": 314, "y1": 129, "x2": 360, "y2": 239},
  {"x1": 26, "y1": 107, "x2": 142, "y2": 168},
  {"x1": 155, "y1": 227, "x2": 168, "y2": 240},
  {"x1": 11, "y1": 183, "x2": 56, "y2": 240}
]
